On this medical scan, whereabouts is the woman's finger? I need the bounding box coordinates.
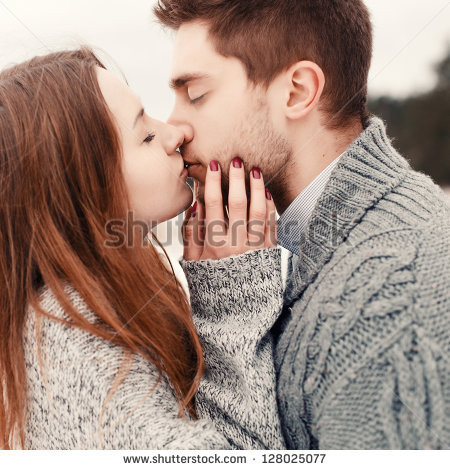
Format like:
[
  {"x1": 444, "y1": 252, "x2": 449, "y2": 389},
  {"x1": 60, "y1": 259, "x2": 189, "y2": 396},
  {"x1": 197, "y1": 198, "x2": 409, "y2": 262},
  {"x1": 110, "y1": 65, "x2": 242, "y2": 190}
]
[
  {"x1": 182, "y1": 204, "x2": 193, "y2": 258},
  {"x1": 204, "y1": 160, "x2": 226, "y2": 247},
  {"x1": 182, "y1": 202, "x2": 204, "y2": 260},
  {"x1": 227, "y1": 157, "x2": 247, "y2": 250},
  {"x1": 247, "y1": 167, "x2": 267, "y2": 249},
  {"x1": 196, "y1": 200, "x2": 205, "y2": 245},
  {"x1": 264, "y1": 189, "x2": 278, "y2": 248},
  {"x1": 194, "y1": 179, "x2": 199, "y2": 200}
]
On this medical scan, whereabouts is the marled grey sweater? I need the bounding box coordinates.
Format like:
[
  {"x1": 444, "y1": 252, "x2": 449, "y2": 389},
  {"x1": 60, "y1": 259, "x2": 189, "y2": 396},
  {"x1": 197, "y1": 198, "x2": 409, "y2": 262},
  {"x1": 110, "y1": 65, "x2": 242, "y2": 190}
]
[
  {"x1": 275, "y1": 117, "x2": 450, "y2": 449},
  {"x1": 23, "y1": 247, "x2": 286, "y2": 449}
]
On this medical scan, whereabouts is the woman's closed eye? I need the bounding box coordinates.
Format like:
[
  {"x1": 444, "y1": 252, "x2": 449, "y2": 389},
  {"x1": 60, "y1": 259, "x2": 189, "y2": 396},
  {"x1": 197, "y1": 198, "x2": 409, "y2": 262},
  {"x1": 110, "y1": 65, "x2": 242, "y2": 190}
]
[{"x1": 143, "y1": 132, "x2": 155, "y2": 144}]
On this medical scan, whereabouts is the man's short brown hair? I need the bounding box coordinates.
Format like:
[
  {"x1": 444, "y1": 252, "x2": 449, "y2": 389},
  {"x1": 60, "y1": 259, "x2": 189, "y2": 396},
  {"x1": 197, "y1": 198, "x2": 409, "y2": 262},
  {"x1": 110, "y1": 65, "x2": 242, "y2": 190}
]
[{"x1": 154, "y1": 0, "x2": 373, "y2": 129}]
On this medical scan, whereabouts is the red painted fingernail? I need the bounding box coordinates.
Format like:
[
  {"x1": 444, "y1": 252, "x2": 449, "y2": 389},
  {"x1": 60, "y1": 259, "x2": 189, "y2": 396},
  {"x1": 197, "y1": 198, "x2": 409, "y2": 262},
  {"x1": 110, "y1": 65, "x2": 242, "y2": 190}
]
[
  {"x1": 252, "y1": 168, "x2": 261, "y2": 179},
  {"x1": 209, "y1": 160, "x2": 219, "y2": 171},
  {"x1": 265, "y1": 189, "x2": 272, "y2": 200},
  {"x1": 192, "y1": 201, "x2": 198, "y2": 217},
  {"x1": 232, "y1": 157, "x2": 242, "y2": 169}
]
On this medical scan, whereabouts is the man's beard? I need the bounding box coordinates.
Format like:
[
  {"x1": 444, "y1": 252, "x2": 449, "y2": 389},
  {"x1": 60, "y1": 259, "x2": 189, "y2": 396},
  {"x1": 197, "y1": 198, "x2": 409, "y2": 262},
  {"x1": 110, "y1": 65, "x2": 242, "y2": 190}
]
[{"x1": 187, "y1": 100, "x2": 292, "y2": 209}]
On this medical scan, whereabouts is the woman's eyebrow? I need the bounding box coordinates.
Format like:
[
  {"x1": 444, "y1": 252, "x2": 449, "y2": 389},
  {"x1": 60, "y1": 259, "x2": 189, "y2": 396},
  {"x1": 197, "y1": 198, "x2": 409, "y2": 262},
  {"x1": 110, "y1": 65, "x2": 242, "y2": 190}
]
[{"x1": 133, "y1": 108, "x2": 144, "y2": 128}]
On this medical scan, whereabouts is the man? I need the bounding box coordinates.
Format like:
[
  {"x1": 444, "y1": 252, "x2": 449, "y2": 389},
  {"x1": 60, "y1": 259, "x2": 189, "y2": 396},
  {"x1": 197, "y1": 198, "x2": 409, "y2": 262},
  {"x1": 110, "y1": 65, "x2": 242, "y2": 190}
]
[{"x1": 154, "y1": 0, "x2": 450, "y2": 449}]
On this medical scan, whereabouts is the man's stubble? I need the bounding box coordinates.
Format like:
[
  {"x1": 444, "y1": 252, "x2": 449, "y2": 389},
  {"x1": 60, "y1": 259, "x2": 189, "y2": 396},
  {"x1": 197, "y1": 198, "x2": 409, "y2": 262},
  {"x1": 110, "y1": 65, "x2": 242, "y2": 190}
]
[{"x1": 191, "y1": 98, "x2": 293, "y2": 212}]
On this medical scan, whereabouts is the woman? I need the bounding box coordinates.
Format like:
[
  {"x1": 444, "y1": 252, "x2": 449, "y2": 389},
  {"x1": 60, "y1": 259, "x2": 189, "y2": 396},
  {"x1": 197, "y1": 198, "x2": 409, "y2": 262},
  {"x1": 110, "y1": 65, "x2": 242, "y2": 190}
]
[{"x1": 0, "y1": 48, "x2": 285, "y2": 449}]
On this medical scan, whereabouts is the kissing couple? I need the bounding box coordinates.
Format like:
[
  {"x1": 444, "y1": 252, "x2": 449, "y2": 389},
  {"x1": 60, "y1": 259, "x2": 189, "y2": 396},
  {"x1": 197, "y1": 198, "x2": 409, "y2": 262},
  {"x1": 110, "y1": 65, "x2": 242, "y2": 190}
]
[{"x1": 1, "y1": 0, "x2": 449, "y2": 450}]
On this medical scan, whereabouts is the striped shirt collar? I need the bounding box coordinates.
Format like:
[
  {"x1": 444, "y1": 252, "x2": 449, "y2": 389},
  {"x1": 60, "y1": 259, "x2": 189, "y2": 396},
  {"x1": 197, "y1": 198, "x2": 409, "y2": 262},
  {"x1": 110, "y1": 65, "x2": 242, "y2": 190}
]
[{"x1": 277, "y1": 154, "x2": 343, "y2": 256}]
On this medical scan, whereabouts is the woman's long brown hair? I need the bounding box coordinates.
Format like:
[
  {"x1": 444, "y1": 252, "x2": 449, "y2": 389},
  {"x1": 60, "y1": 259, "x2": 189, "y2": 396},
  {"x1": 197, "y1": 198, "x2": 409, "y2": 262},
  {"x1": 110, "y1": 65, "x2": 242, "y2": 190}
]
[{"x1": 0, "y1": 48, "x2": 203, "y2": 449}]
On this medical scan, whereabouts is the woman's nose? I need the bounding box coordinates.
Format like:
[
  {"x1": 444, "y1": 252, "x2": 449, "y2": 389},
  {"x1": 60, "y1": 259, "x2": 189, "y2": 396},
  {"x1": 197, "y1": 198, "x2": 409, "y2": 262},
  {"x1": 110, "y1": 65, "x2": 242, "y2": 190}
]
[
  {"x1": 163, "y1": 122, "x2": 192, "y2": 154},
  {"x1": 167, "y1": 111, "x2": 194, "y2": 146}
]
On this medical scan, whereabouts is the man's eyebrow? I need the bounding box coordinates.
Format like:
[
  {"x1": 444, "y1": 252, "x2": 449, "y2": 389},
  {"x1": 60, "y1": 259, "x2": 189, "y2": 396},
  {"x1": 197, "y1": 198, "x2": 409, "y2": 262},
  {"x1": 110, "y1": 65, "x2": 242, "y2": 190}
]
[
  {"x1": 133, "y1": 107, "x2": 144, "y2": 128},
  {"x1": 169, "y1": 73, "x2": 211, "y2": 90}
]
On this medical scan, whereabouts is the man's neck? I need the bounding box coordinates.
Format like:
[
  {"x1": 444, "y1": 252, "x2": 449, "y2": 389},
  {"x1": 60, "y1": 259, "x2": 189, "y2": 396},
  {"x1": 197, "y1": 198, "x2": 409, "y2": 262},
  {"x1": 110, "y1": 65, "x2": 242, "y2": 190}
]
[{"x1": 274, "y1": 119, "x2": 363, "y2": 215}]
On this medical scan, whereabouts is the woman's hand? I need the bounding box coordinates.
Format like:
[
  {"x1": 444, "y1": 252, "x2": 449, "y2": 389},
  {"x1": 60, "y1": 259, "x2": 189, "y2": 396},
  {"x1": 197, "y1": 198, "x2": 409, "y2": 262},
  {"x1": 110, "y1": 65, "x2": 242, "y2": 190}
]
[{"x1": 183, "y1": 157, "x2": 277, "y2": 261}]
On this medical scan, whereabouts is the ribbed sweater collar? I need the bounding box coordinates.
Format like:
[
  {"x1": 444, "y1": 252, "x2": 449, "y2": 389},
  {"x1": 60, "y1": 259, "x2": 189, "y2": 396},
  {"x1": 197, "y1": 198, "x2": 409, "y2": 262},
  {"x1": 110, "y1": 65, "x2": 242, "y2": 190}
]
[{"x1": 284, "y1": 116, "x2": 411, "y2": 304}]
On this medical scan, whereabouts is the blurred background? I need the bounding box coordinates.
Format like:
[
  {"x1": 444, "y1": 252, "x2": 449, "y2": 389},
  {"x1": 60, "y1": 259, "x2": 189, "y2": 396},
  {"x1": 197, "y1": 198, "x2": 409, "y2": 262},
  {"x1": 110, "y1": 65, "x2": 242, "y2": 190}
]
[{"x1": 1, "y1": 0, "x2": 449, "y2": 278}]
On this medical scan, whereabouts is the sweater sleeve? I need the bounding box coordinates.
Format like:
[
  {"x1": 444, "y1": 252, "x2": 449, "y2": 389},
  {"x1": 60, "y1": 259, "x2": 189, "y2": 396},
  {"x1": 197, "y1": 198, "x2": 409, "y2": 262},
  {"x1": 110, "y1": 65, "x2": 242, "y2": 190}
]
[
  {"x1": 23, "y1": 288, "x2": 230, "y2": 450},
  {"x1": 179, "y1": 247, "x2": 286, "y2": 450}
]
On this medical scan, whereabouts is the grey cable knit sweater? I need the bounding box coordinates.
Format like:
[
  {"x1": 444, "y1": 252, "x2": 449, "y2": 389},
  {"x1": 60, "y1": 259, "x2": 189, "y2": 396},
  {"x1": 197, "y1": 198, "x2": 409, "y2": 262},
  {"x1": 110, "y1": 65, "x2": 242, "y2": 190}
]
[
  {"x1": 274, "y1": 117, "x2": 450, "y2": 450},
  {"x1": 23, "y1": 247, "x2": 286, "y2": 449}
]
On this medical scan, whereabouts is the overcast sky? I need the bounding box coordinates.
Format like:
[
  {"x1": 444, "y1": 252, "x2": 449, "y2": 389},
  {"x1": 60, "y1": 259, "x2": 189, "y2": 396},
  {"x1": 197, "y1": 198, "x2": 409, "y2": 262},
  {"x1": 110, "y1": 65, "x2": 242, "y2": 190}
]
[{"x1": 1, "y1": 0, "x2": 449, "y2": 121}]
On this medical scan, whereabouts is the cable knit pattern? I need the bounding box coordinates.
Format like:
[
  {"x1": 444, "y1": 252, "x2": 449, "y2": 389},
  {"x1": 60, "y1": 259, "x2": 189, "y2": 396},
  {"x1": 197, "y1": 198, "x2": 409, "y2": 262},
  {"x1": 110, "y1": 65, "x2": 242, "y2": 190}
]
[
  {"x1": 180, "y1": 247, "x2": 285, "y2": 449},
  {"x1": 23, "y1": 247, "x2": 285, "y2": 449},
  {"x1": 275, "y1": 116, "x2": 450, "y2": 449}
]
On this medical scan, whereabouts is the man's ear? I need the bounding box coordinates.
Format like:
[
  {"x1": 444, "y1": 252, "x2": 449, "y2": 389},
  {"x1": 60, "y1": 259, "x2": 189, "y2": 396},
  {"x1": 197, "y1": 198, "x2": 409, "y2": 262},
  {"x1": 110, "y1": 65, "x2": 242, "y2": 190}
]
[{"x1": 283, "y1": 61, "x2": 325, "y2": 120}]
